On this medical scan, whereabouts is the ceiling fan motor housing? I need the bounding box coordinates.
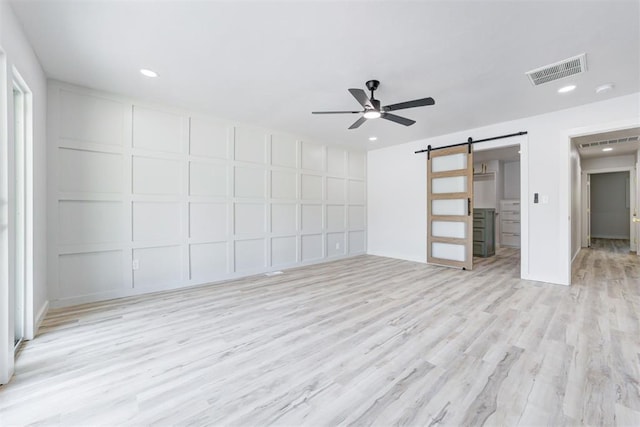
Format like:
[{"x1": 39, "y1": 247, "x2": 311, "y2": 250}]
[{"x1": 365, "y1": 80, "x2": 380, "y2": 92}]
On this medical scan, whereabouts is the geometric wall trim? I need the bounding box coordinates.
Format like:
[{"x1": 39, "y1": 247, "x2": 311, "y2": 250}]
[{"x1": 48, "y1": 82, "x2": 367, "y2": 307}]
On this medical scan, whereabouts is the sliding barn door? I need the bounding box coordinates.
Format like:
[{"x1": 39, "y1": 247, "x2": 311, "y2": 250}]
[{"x1": 427, "y1": 145, "x2": 473, "y2": 270}]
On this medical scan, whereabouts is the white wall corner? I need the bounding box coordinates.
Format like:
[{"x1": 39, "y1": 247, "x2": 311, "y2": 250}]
[{"x1": 33, "y1": 300, "x2": 49, "y2": 337}]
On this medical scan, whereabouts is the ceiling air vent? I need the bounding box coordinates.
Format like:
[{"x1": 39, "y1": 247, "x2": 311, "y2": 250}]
[
  {"x1": 579, "y1": 135, "x2": 640, "y2": 150},
  {"x1": 525, "y1": 53, "x2": 587, "y2": 86}
]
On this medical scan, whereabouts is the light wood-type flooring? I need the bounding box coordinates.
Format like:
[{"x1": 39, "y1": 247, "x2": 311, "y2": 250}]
[{"x1": 1, "y1": 239, "x2": 639, "y2": 425}]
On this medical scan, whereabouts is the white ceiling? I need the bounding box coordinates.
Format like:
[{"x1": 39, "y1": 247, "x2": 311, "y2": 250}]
[
  {"x1": 10, "y1": 0, "x2": 640, "y2": 150},
  {"x1": 572, "y1": 127, "x2": 640, "y2": 159}
]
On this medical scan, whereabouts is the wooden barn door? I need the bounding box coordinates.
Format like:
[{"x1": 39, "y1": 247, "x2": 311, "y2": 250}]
[{"x1": 427, "y1": 145, "x2": 474, "y2": 270}]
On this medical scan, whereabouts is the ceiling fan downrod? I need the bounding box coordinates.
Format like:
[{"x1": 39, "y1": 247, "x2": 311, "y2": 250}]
[{"x1": 366, "y1": 79, "x2": 380, "y2": 100}]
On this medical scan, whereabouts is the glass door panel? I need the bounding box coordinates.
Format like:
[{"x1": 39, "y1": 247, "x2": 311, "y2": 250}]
[
  {"x1": 432, "y1": 199, "x2": 466, "y2": 216},
  {"x1": 431, "y1": 176, "x2": 467, "y2": 194},
  {"x1": 431, "y1": 152, "x2": 467, "y2": 172},
  {"x1": 431, "y1": 221, "x2": 466, "y2": 239},
  {"x1": 432, "y1": 242, "x2": 466, "y2": 262}
]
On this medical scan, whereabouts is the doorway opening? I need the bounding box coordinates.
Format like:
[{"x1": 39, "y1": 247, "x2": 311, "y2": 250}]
[
  {"x1": 571, "y1": 127, "x2": 639, "y2": 259},
  {"x1": 424, "y1": 132, "x2": 527, "y2": 277},
  {"x1": 472, "y1": 145, "x2": 522, "y2": 272},
  {"x1": 589, "y1": 171, "x2": 632, "y2": 252}
]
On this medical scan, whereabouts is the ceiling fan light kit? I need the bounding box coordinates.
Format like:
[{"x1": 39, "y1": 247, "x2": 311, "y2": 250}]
[
  {"x1": 312, "y1": 79, "x2": 435, "y2": 129},
  {"x1": 363, "y1": 110, "x2": 381, "y2": 119}
]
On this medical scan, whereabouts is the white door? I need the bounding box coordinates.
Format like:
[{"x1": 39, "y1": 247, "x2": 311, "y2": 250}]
[
  {"x1": 635, "y1": 163, "x2": 640, "y2": 254},
  {"x1": 13, "y1": 86, "x2": 25, "y2": 350},
  {"x1": 586, "y1": 174, "x2": 591, "y2": 247},
  {"x1": 427, "y1": 145, "x2": 474, "y2": 270}
]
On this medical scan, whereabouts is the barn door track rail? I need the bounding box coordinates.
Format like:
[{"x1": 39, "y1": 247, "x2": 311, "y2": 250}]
[{"x1": 415, "y1": 131, "x2": 528, "y2": 159}]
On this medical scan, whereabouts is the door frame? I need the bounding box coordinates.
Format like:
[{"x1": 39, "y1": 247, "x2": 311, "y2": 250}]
[
  {"x1": 565, "y1": 118, "x2": 640, "y2": 285},
  {"x1": 12, "y1": 68, "x2": 34, "y2": 347},
  {"x1": 582, "y1": 167, "x2": 636, "y2": 248},
  {"x1": 472, "y1": 134, "x2": 529, "y2": 279},
  {"x1": 0, "y1": 45, "x2": 9, "y2": 385},
  {"x1": 637, "y1": 155, "x2": 640, "y2": 253},
  {"x1": 0, "y1": 58, "x2": 35, "y2": 385}
]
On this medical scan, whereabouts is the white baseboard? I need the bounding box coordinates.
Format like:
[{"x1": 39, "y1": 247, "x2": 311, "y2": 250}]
[
  {"x1": 366, "y1": 250, "x2": 426, "y2": 264},
  {"x1": 50, "y1": 252, "x2": 369, "y2": 309},
  {"x1": 35, "y1": 300, "x2": 49, "y2": 334},
  {"x1": 571, "y1": 248, "x2": 580, "y2": 264},
  {"x1": 591, "y1": 235, "x2": 629, "y2": 240}
]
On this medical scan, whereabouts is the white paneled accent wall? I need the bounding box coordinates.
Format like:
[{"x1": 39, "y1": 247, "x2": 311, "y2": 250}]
[{"x1": 48, "y1": 82, "x2": 367, "y2": 307}]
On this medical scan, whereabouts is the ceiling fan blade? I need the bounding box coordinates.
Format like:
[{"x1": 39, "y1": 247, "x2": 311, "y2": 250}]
[
  {"x1": 348, "y1": 88, "x2": 373, "y2": 109},
  {"x1": 383, "y1": 97, "x2": 435, "y2": 112},
  {"x1": 348, "y1": 116, "x2": 367, "y2": 129},
  {"x1": 382, "y1": 113, "x2": 416, "y2": 126},
  {"x1": 312, "y1": 111, "x2": 362, "y2": 114}
]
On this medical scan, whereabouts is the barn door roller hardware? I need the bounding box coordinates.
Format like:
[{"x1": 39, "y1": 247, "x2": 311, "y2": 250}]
[{"x1": 415, "y1": 131, "x2": 528, "y2": 159}]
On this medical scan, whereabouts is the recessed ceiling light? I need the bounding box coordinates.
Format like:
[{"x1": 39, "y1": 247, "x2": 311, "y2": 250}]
[
  {"x1": 363, "y1": 110, "x2": 381, "y2": 119},
  {"x1": 369, "y1": 136, "x2": 377, "y2": 141},
  {"x1": 596, "y1": 83, "x2": 614, "y2": 94},
  {"x1": 602, "y1": 147, "x2": 613, "y2": 152},
  {"x1": 558, "y1": 85, "x2": 576, "y2": 93},
  {"x1": 140, "y1": 68, "x2": 158, "y2": 78}
]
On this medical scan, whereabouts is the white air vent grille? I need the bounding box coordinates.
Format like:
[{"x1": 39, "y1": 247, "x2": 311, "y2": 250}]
[
  {"x1": 525, "y1": 53, "x2": 587, "y2": 86},
  {"x1": 579, "y1": 135, "x2": 640, "y2": 149}
]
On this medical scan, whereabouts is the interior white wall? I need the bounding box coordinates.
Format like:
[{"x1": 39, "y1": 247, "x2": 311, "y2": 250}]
[
  {"x1": 581, "y1": 154, "x2": 636, "y2": 170},
  {"x1": 503, "y1": 161, "x2": 521, "y2": 199},
  {"x1": 496, "y1": 161, "x2": 504, "y2": 206},
  {"x1": 47, "y1": 82, "x2": 367, "y2": 308},
  {"x1": 368, "y1": 93, "x2": 640, "y2": 286},
  {"x1": 0, "y1": 0, "x2": 47, "y2": 384},
  {"x1": 473, "y1": 177, "x2": 496, "y2": 209},
  {"x1": 570, "y1": 143, "x2": 581, "y2": 260},
  {"x1": 473, "y1": 160, "x2": 498, "y2": 209},
  {"x1": 590, "y1": 172, "x2": 630, "y2": 239}
]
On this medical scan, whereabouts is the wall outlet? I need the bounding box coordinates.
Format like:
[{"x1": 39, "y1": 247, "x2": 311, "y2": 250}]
[{"x1": 132, "y1": 259, "x2": 139, "y2": 270}]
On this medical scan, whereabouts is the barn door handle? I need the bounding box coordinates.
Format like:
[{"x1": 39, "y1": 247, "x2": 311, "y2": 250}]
[{"x1": 468, "y1": 198, "x2": 471, "y2": 216}]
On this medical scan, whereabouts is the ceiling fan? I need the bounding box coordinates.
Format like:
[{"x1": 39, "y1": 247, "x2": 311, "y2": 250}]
[{"x1": 312, "y1": 80, "x2": 435, "y2": 129}]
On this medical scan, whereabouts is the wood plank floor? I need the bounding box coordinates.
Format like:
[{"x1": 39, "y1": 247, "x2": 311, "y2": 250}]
[{"x1": 1, "y1": 241, "x2": 639, "y2": 426}]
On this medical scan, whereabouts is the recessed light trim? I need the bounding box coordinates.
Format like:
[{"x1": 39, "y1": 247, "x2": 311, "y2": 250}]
[
  {"x1": 363, "y1": 110, "x2": 381, "y2": 119},
  {"x1": 369, "y1": 136, "x2": 377, "y2": 141},
  {"x1": 596, "y1": 83, "x2": 614, "y2": 94},
  {"x1": 558, "y1": 85, "x2": 576, "y2": 93},
  {"x1": 602, "y1": 147, "x2": 613, "y2": 152},
  {"x1": 140, "y1": 68, "x2": 158, "y2": 78}
]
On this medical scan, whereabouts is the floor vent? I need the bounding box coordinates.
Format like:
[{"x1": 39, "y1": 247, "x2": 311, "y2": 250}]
[
  {"x1": 265, "y1": 271, "x2": 283, "y2": 277},
  {"x1": 525, "y1": 53, "x2": 587, "y2": 86}
]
